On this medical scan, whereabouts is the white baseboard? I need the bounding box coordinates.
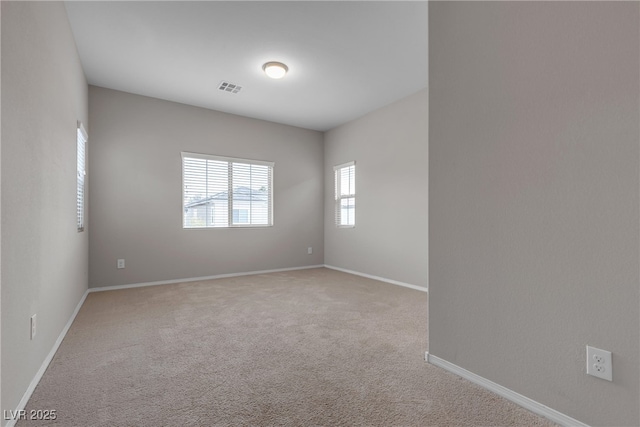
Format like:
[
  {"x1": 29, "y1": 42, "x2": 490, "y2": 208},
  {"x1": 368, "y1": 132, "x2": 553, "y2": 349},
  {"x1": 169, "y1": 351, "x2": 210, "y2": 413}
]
[
  {"x1": 6, "y1": 289, "x2": 90, "y2": 427},
  {"x1": 89, "y1": 264, "x2": 326, "y2": 293},
  {"x1": 426, "y1": 353, "x2": 589, "y2": 427},
  {"x1": 324, "y1": 264, "x2": 428, "y2": 293}
]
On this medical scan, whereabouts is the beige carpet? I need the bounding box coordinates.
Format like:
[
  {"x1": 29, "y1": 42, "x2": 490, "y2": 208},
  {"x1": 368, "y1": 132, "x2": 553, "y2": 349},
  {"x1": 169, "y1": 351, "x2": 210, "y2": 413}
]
[{"x1": 20, "y1": 268, "x2": 555, "y2": 426}]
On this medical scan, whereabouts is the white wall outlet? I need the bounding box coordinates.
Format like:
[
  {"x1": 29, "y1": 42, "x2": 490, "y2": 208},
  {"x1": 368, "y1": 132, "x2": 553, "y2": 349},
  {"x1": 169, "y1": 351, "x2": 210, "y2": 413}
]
[
  {"x1": 586, "y1": 345, "x2": 612, "y2": 381},
  {"x1": 117, "y1": 259, "x2": 125, "y2": 269},
  {"x1": 30, "y1": 314, "x2": 37, "y2": 340},
  {"x1": 307, "y1": 247, "x2": 313, "y2": 255}
]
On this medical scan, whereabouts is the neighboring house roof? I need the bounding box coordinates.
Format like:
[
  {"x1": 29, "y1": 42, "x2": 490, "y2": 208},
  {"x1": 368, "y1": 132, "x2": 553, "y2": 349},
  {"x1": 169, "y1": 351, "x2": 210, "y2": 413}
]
[{"x1": 185, "y1": 186, "x2": 268, "y2": 209}]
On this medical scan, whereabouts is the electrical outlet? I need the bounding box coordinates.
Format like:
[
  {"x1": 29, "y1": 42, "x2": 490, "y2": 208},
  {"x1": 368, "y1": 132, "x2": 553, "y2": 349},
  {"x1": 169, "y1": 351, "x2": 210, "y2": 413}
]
[
  {"x1": 586, "y1": 345, "x2": 612, "y2": 381},
  {"x1": 307, "y1": 247, "x2": 313, "y2": 255},
  {"x1": 30, "y1": 314, "x2": 37, "y2": 340},
  {"x1": 117, "y1": 259, "x2": 125, "y2": 269}
]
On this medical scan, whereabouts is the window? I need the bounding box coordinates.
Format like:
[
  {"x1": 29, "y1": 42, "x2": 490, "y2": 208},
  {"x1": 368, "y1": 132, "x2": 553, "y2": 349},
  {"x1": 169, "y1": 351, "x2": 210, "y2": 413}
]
[
  {"x1": 334, "y1": 161, "x2": 355, "y2": 227},
  {"x1": 77, "y1": 122, "x2": 87, "y2": 232},
  {"x1": 182, "y1": 152, "x2": 273, "y2": 228}
]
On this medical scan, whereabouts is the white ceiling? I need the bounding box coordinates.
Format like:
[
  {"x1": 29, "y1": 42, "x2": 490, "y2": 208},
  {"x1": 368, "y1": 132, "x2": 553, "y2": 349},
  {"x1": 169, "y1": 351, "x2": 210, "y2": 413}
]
[{"x1": 65, "y1": 1, "x2": 427, "y2": 132}]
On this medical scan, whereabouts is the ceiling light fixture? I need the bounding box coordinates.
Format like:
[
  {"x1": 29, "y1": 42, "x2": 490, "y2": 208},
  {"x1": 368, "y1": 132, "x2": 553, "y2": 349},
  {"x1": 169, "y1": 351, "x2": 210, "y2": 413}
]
[{"x1": 262, "y1": 61, "x2": 288, "y2": 79}]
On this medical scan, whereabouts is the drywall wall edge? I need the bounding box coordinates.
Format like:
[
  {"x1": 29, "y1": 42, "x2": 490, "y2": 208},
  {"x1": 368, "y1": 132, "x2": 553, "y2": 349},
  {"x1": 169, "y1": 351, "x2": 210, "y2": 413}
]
[{"x1": 427, "y1": 353, "x2": 589, "y2": 427}]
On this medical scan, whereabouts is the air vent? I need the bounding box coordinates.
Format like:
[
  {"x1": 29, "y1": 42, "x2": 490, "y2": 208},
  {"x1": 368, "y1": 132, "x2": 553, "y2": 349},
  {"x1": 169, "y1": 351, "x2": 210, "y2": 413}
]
[{"x1": 218, "y1": 81, "x2": 242, "y2": 94}]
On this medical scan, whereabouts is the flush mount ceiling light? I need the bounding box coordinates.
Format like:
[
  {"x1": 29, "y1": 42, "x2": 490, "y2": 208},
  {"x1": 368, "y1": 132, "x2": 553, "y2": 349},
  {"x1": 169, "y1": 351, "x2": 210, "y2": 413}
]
[{"x1": 262, "y1": 61, "x2": 288, "y2": 79}]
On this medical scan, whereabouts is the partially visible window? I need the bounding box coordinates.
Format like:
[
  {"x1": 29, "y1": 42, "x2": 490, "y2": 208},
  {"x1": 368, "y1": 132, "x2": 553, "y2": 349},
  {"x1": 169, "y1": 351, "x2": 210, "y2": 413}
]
[
  {"x1": 182, "y1": 152, "x2": 273, "y2": 228},
  {"x1": 77, "y1": 122, "x2": 87, "y2": 232},
  {"x1": 334, "y1": 161, "x2": 355, "y2": 227}
]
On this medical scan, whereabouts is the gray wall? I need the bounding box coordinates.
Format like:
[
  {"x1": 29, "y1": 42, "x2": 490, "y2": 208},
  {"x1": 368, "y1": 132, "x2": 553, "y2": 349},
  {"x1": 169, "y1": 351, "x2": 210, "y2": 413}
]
[
  {"x1": 1, "y1": 1, "x2": 89, "y2": 422},
  {"x1": 88, "y1": 87, "x2": 324, "y2": 288},
  {"x1": 429, "y1": 2, "x2": 639, "y2": 426},
  {"x1": 324, "y1": 90, "x2": 428, "y2": 288}
]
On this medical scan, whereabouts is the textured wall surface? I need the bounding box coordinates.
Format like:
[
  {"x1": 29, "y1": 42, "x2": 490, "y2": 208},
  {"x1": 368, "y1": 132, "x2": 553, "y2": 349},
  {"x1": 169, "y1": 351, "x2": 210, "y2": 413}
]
[
  {"x1": 429, "y1": 2, "x2": 639, "y2": 425},
  {"x1": 324, "y1": 90, "x2": 428, "y2": 288},
  {"x1": 88, "y1": 87, "x2": 324, "y2": 288},
  {"x1": 1, "y1": 1, "x2": 89, "y2": 421}
]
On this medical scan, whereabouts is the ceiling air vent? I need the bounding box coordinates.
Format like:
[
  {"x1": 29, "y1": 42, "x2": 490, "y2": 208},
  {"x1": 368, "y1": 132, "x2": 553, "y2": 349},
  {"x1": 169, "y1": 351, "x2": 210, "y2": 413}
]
[{"x1": 218, "y1": 81, "x2": 242, "y2": 94}]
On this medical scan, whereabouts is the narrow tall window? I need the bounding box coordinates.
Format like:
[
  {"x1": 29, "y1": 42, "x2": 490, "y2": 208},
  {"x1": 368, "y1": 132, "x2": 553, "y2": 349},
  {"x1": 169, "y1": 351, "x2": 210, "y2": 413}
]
[
  {"x1": 182, "y1": 152, "x2": 273, "y2": 228},
  {"x1": 76, "y1": 122, "x2": 87, "y2": 232},
  {"x1": 334, "y1": 161, "x2": 355, "y2": 227}
]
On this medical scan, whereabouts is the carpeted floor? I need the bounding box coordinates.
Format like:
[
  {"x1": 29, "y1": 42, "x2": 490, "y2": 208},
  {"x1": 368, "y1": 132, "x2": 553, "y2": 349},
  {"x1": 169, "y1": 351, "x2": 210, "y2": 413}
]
[{"x1": 20, "y1": 268, "x2": 555, "y2": 426}]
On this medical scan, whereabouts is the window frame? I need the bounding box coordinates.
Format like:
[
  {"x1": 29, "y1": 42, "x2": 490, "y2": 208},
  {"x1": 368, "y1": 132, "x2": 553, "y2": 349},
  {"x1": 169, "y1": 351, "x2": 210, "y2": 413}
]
[
  {"x1": 77, "y1": 121, "x2": 87, "y2": 232},
  {"x1": 181, "y1": 151, "x2": 274, "y2": 229},
  {"x1": 334, "y1": 161, "x2": 355, "y2": 228}
]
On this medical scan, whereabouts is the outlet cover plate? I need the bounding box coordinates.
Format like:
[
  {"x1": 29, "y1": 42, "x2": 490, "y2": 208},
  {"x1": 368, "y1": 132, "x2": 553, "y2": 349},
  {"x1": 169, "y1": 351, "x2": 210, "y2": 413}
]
[
  {"x1": 30, "y1": 314, "x2": 37, "y2": 340},
  {"x1": 117, "y1": 259, "x2": 125, "y2": 269},
  {"x1": 586, "y1": 345, "x2": 612, "y2": 381}
]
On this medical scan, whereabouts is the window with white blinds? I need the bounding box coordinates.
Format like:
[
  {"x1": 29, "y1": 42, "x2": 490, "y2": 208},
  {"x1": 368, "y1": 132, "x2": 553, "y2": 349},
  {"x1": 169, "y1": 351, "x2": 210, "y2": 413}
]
[
  {"x1": 182, "y1": 152, "x2": 273, "y2": 228},
  {"x1": 334, "y1": 161, "x2": 355, "y2": 227},
  {"x1": 77, "y1": 122, "x2": 87, "y2": 232}
]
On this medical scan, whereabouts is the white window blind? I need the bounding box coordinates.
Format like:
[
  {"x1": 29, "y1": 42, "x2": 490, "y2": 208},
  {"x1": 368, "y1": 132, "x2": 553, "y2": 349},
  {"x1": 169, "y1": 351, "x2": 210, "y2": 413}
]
[
  {"x1": 182, "y1": 152, "x2": 273, "y2": 228},
  {"x1": 334, "y1": 161, "x2": 355, "y2": 227},
  {"x1": 76, "y1": 122, "x2": 87, "y2": 232}
]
